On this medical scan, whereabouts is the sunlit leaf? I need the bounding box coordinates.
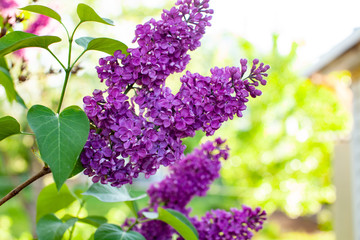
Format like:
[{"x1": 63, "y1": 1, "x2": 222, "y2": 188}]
[
  {"x1": 77, "y1": 4, "x2": 114, "y2": 25},
  {"x1": 143, "y1": 208, "x2": 199, "y2": 240},
  {"x1": 0, "y1": 116, "x2": 21, "y2": 141},
  {"x1": 0, "y1": 31, "x2": 61, "y2": 56},
  {"x1": 125, "y1": 201, "x2": 139, "y2": 218},
  {"x1": 37, "y1": 214, "x2": 77, "y2": 240},
  {"x1": 36, "y1": 183, "x2": 76, "y2": 222},
  {"x1": 15, "y1": 92, "x2": 27, "y2": 109},
  {"x1": 0, "y1": 57, "x2": 27, "y2": 107},
  {"x1": 20, "y1": 5, "x2": 62, "y2": 23},
  {"x1": 79, "y1": 216, "x2": 107, "y2": 227},
  {"x1": 75, "y1": 37, "x2": 128, "y2": 56},
  {"x1": 0, "y1": 66, "x2": 16, "y2": 102}
]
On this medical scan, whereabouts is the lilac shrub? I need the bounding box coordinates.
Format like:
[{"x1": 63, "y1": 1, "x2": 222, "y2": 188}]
[
  {"x1": 123, "y1": 139, "x2": 266, "y2": 240},
  {"x1": 80, "y1": 0, "x2": 269, "y2": 188}
]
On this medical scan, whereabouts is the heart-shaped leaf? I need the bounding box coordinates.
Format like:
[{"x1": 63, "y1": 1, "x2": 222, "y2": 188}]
[
  {"x1": 0, "y1": 66, "x2": 16, "y2": 102},
  {"x1": 83, "y1": 182, "x2": 146, "y2": 202},
  {"x1": 77, "y1": 4, "x2": 114, "y2": 26},
  {"x1": 20, "y1": 5, "x2": 62, "y2": 23},
  {"x1": 68, "y1": 156, "x2": 85, "y2": 178},
  {"x1": 36, "y1": 183, "x2": 76, "y2": 222},
  {"x1": 75, "y1": 37, "x2": 128, "y2": 56},
  {"x1": 0, "y1": 116, "x2": 21, "y2": 141},
  {"x1": 94, "y1": 224, "x2": 146, "y2": 240},
  {"x1": 143, "y1": 208, "x2": 199, "y2": 240},
  {"x1": 0, "y1": 31, "x2": 61, "y2": 56},
  {"x1": 37, "y1": 214, "x2": 77, "y2": 240},
  {"x1": 27, "y1": 105, "x2": 90, "y2": 190}
]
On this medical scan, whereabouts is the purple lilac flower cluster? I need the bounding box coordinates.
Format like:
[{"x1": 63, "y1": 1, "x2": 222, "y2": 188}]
[
  {"x1": 81, "y1": 88, "x2": 185, "y2": 186},
  {"x1": 81, "y1": 0, "x2": 269, "y2": 187},
  {"x1": 191, "y1": 207, "x2": 266, "y2": 240},
  {"x1": 124, "y1": 139, "x2": 266, "y2": 240},
  {"x1": 147, "y1": 138, "x2": 229, "y2": 213},
  {"x1": 96, "y1": 0, "x2": 213, "y2": 90}
]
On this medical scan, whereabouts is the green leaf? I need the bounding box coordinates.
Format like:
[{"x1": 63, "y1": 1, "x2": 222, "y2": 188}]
[
  {"x1": 69, "y1": 157, "x2": 85, "y2": 178},
  {"x1": 83, "y1": 182, "x2": 146, "y2": 202},
  {"x1": 37, "y1": 214, "x2": 77, "y2": 240},
  {"x1": 78, "y1": 216, "x2": 107, "y2": 227},
  {"x1": 62, "y1": 215, "x2": 107, "y2": 228},
  {"x1": 36, "y1": 183, "x2": 76, "y2": 222},
  {"x1": 27, "y1": 105, "x2": 90, "y2": 190},
  {"x1": 0, "y1": 31, "x2": 61, "y2": 56},
  {"x1": 77, "y1": 4, "x2": 114, "y2": 25},
  {"x1": 0, "y1": 57, "x2": 26, "y2": 107},
  {"x1": 0, "y1": 56, "x2": 8, "y2": 68},
  {"x1": 20, "y1": 5, "x2": 62, "y2": 23},
  {"x1": 75, "y1": 37, "x2": 128, "y2": 56},
  {"x1": 125, "y1": 201, "x2": 139, "y2": 218},
  {"x1": 15, "y1": 92, "x2": 27, "y2": 109},
  {"x1": 0, "y1": 66, "x2": 16, "y2": 102},
  {"x1": 94, "y1": 224, "x2": 146, "y2": 240},
  {"x1": 0, "y1": 116, "x2": 21, "y2": 141},
  {"x1": 142, "y1": 211, "x2": 158, "y2": 219},
  {"x1": 144, "y1": 208, "x2": 199, "y2": 240}
]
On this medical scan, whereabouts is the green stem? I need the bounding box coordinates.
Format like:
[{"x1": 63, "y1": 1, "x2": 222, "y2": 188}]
[
  {"x1": 67, "y1": 22, "x2": 81, "y2": 67},
  {"x1": 68, "y1": 201, "x2": 85, "y2": 240},
  {"x1": 70, "y1": 51, "x2": 86, "y2": 70},
  {"x1": 70, "y1": 22, "x2": 82, "y2": 43},
  {"x1": 61, "y1": 22, "x2": 70, "y2": 40},
  {"x1": 127, "y1": 219, "x2": 139, "y2": 231},
  {"x1": 20, "y1": 132, "x2": 34, "y2": 136},
  {"x1": 47, "y1": 49, "x2": 66, "y2": 71},
  {"x1": 56, "y1": 21, "x2": 82, "y2": 114},
  {"x1": 56, "y1": 70, "x2": 70, "y2": 113}
]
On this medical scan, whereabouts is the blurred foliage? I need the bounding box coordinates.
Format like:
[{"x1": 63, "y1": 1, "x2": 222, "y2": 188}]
[{"x1": 213, "y1": 35, "x2": 349, "y2": 218}]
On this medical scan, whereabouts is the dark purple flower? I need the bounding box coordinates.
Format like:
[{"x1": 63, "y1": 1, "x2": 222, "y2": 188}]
[
  {"x1": 123, "y1": 139, "x2": 266, "y2": 240},
  {"x1": 147, "y1": 138, "x2": 229, "y2": 213},
  {"x1": 95, "y1": 0, "x2": 213, "y2": 90},
  {"x1": 81, "y1": 0, "x2": 269, "y2": 188},
  {"x1": 190, "y1": 206, "x2": 267, "y2": 240}
]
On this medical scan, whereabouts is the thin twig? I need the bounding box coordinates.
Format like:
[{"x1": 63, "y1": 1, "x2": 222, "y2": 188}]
[{"x1": 0, "y1": 166, "x2": 51, "y2": 207}]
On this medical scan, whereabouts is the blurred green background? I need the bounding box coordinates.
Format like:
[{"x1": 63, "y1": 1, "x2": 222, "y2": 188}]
[{"x1": 0, "y1": 0, "x2": 350, "y2": 239}]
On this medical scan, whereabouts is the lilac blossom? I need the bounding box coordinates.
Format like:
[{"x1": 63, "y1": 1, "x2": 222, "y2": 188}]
[
  {"x1": 95, "y1": 0, "x2": 213, "y2": 90},
  {"x1": 132, "y1": 139, "x2": 228, "y2": 239},
  {"x1": 123, "y1": 139, "x2": 266, "y2": 240},
  {"x1": 190, "y1": 206, "x2": 267, "y2": 240},
  {"x1": 135, "y1": 59, "x2": 269, "y2": 138},
  {"x1": 147, "y1": 138, "x2": 229, "y2": 214},
  {"x1": 81, "y1": 0, "x2": 215, "y2": 186},
  {"x1": 81, "y1": 88, "x2": 185, "y2": 186},
  {"x1": 81, "y1": 0, "x2": 270, "y2": 187}
]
